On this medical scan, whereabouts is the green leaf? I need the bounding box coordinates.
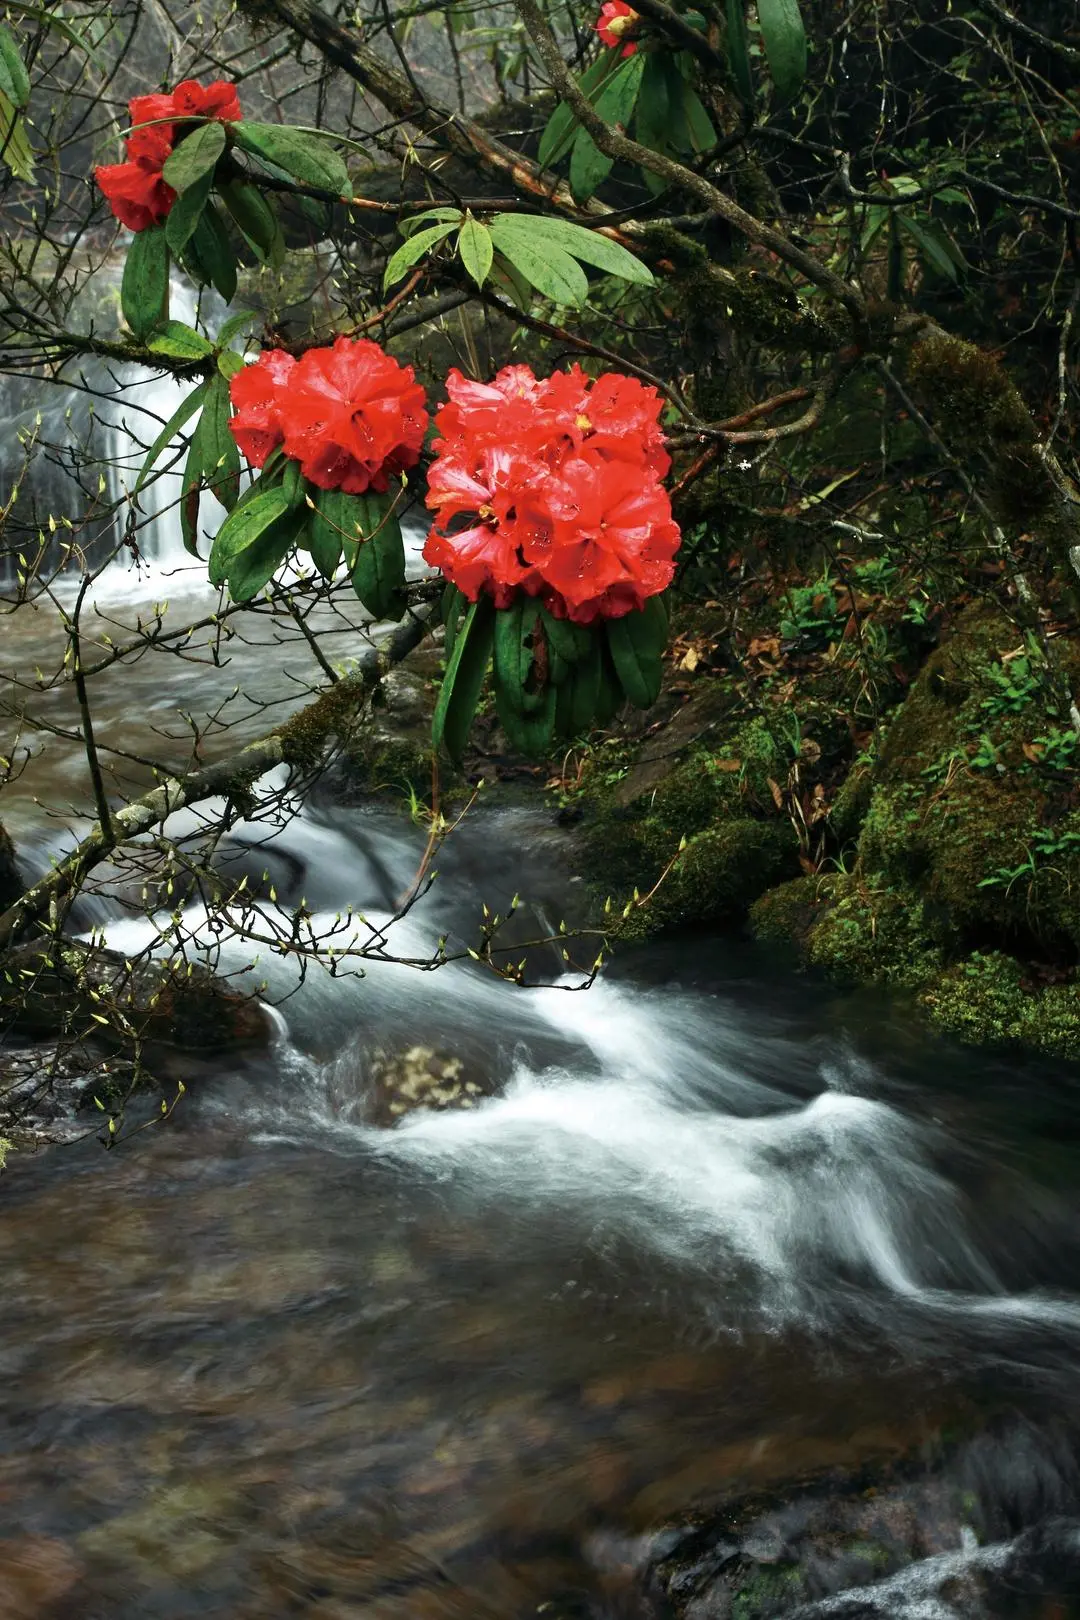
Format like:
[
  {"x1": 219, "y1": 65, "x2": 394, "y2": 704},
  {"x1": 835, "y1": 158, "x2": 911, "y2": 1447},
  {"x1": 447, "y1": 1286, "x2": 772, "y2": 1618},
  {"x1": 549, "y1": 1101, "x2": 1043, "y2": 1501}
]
[
  {"x1": 897, "y1": 213, "x2": 962, "y2": 281},
  {"x1": 537, "y1": 53, "x2": 621, "y2": 169},
  {"x1": 757, "y1": 0, "x2": 807, "y2": 104},
  {"x1": 216, "y1": 309, "x2": 257, "y2": 349},
  {"x1": 724, "y1": 0, "x2": 755, "y2": 105},
  {"x1": 495, "y1": 678, "x2": 555, "y2": 758},
  {"x1": 208, "y1": 485, "x2": 291, "y2": 592},
  {"x1": 442, "y1": 583, "x2": 466, "y2": 660},
  {"x1": 680, "y1": 80, "x2": 717, "y2": 152},
  {"x1": 400, "y1": 206, "x2": 463, "y2": 236},
  {"x1": 594, "y1": 50, "x2": 646, "y2": 131},
  {"x1": 350, "y1": 499, "x2": 407, "y2": 620},
  {"x1": 196, "y1": 373, "x2": 241, "y2": 511},
  {"x1": 606, "y1": 604, "x2": 665, "y2": 708},
  {"x1": 227, "y1": 508, "x2": 303, "y2": 601},
  {"x1": 539, "y1": 605, "x2": 593, "y2": 667},
  {"x1": 161, "y1": 120, "x2": 226, "y2": 192},
  {"x1": 568, "y1": 636, "x2": 604, "y2": 733},
  {"x1": 635, "y1": 54, "x2": 672, "y2": 157},
  {"x1": 121, "y1": 223, "x2": 169, "y2": 340},
  {"x1": 489, "y1": 213, "x2": 653, "y2": 286},
  {"x1": 307, "y1": 487, "x2": 349, "y2": 579},
  {"x1": 147, "y1": 320, "x2": 214, "y2": 360},
  {"x1": 164, "y1": 165, "x2": 213, "y2": 255},
  {"x1": 458, "y1": 214, "x2": 494, "y2": 288},
  {"x1": 0, "y1": 26, "x2": 30, "y2": 108},
  {"x1": 232, "y1": 121, "x2": 350, "y2": 197},
  {"x1": 281, "y1": 457, "x2": 306, "y2": 510},
  {"x1": 135, "y1": 379, "x2": 209, "y2": 493},
  {"x1": 218, "y1": 177, "x2": 285, "y2": 265},
  {"x1": 494, "y1": 601, "x2": 548, "y2": 715},
  {"x1": 568, "y1": 127, "x2": 614, "y2": 203},
  {"x1": 488, "y1": 221, "x2": 588, "y2": 307},
  {"x1": 0, "y1": 88, "x2": 33, "y2": 181},
  {"x1": 383, "y1": 220, "x2": 457, "y2": 290},
  {"x1": 180, "y1": 200, "x2": 237, "y2": 301},
  {"x1": 432, "y1": 595, "x2": 495, "y2": 763}
]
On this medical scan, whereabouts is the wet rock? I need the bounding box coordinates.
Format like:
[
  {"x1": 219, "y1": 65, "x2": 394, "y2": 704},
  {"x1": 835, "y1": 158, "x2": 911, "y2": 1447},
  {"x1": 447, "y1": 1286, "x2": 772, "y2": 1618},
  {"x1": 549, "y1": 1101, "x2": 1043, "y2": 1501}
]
[
  {"x1": 0, "y1": 1039, "x2": 135, "y2": 1147},
  {"x1": 0, "y1": 1535, "x2": 83, "y2": 1616},
  {"x1": 367, "y1": 1044, "x2": 497, "y2": 1125}
]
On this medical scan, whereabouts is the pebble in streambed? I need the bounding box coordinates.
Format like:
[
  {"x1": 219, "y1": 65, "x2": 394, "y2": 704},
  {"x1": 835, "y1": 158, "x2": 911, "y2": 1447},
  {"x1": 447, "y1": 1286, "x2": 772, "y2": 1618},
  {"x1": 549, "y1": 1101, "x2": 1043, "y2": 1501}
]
[{"x1": 367, "y1": 1045, "x2": 496, "y2": 1127}]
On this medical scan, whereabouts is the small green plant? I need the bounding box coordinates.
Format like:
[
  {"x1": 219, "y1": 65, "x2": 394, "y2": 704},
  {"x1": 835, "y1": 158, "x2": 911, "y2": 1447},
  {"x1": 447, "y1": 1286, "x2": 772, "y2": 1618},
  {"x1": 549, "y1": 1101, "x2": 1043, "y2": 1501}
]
[
  {"x1": 976, "y1": 652, "x2": 1044, "y2": 719},
  {"x1": 779, "y1": 576, "x2": 846, "y2": 647}
]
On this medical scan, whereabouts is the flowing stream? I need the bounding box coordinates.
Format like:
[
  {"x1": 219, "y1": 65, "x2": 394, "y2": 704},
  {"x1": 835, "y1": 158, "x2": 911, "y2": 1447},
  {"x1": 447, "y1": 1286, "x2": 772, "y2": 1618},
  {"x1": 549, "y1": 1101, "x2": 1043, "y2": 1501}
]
[{"x1": 3, "y1": 363, "x2": 1080, "y2": 1619}]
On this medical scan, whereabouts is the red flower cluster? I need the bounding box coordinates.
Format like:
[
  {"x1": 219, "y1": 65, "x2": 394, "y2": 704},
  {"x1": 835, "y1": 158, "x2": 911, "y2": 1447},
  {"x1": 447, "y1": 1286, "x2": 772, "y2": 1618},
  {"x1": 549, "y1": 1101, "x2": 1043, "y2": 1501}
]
[
  {"x1": 595, "y1": 0, "x2": 640, "y2": 55},
  {"x1": 228, "y1": 336, "x2": 429, "y2": 495},
  {"x1": 95, "y1": 79, "x2": 242, "y2": 232},
  {"x1": 423, "y1": 364, "x2": 679, "y2": 624}
]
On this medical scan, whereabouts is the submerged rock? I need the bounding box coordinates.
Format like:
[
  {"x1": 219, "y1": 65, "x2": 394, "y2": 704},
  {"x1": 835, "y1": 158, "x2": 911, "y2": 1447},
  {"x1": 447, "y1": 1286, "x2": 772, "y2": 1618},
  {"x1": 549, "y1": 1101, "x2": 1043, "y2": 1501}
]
[{"x1": 367, "y1": 1044, "x2": 496, "y2": 1125}]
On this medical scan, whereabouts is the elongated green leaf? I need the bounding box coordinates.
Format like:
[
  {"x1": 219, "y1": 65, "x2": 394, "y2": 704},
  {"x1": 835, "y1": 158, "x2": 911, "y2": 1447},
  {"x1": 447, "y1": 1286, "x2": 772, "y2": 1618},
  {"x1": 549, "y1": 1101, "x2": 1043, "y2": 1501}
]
[
  {"x1": 432, "y1": 595, "x2": 495, "y2": 763},
  {"x1": 197, "y1": 373, "x2": 241, "y2": 510},
  {"x1": 232, "y1": 121, "x2": 349, "y2": 196},
  {"x1": 227, "y1": 508, "x2": 303, "y2": 601},
  {"x1": 539, "y1": 605, "x2": 593, "y2": 667},
  {"x1": 400, "y1": 206, "x2": 463, "y2": 236},
  {"x1": 180, "y1": 200, "x2": 237, "y2": 301},
  {"x1": 595, "y1": 644, "x2": 623, "y2": 725},
  {"x1": 494, "y1": 600, "x2": 547, "y2": 715},
  {"x1": 0, "y1": 26, "x2": 30, "y2": 108},
  {"x1": 537, "y1": 53, "x2": 622, "y2": 169},
  {"x1": 458, "y1": 214, "x2": 494, "y2": 288},
  {"x1": 595, "y1": 50, "x2": 645, "y2": 130},
  {"x1": 0, "y1": 88, "x2": 33, "y2": 181},
  {"x1": 757, "y1": 0, "x2": 807, "y2": 104},
  {"x1": 606, "y1": 607, "x2": 664, "y2": 708},
  {"x1": 442, "y1": 583, "x2": 466, "y2": 660},
  {"x1": 218, "y1": 177, "x2": 284, "y2": 265},
  {"x1": 383, "y1": 220, "x2": 457, "y2": 289},
  {"x1": 680, "y1": 80, "x2": 717, "y2": 152},
  {"x1": 121, "y1": 222, "x2": 169, "y2": 340},
  {"x1": 634, "y1": 53, "x2": 672, "y2": 157},
  {"x1": 147, "y1": 320, "x2": 213, "y2": 360},
  {"x1": 569, "y1": 636, "x2": 603, "y2": 733},
  {"x1": 489, "y1": 213, "x2": 652, "y2": 286},
  {"x1": 161, "y1": 120, "x2": 225, "y2": 192},
  {"x1": 307, "y1": 487, "x2": 350, "y2": 579},
  {"x1": 216, "y1": 309, "x2": 257, "y2": 349},
  {"x1": 164, "y1": 164, "x2": 213, "y2": 255},
  {"x1": 568, "y1": 127, "x2": 614, "y2": 203},
  {"x1": 135, "y1": 378, "x2": 208, "y2": 493},
  {"x1": 724, "y1": 0, "x2": 754, "y2": 105},
  {"x1": 208, "y1": 485, "x2": 291, "y2": 588},
  {"x1": 488, "y1": 222, "x2": 588, "y2": 307},
  {"x1": 351, "y1": 500, "x2": 406, "y2": 620},
  {"x1": 897, "y1": 213, "x2": 962, "y2": 281},
  {"x1": 495, "y1": 678, "x2": 555, "y2": 758}
]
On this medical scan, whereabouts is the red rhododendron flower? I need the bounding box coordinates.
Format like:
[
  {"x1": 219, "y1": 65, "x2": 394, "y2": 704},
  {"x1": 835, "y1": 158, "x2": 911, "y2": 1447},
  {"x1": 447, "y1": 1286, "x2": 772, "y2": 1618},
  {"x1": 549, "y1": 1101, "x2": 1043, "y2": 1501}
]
[
  {"x1": 228, "y1": 349, "x2": 298, "y2": 468},
  {"x1": 97, "y1": 79, "x2": 242, "y2": 230},
  {"x1": 423, "y1": 362, "x2": 679, "y2": 622},
  {"x1": 596, "y1": 0, "x2": 639, "y2": 54},
  {"x1": 274, "y1": 337, "x2": 429, "y2": 495},
  {"x1": 228, "y1": 337, "x2": 429, "y2": 496}
]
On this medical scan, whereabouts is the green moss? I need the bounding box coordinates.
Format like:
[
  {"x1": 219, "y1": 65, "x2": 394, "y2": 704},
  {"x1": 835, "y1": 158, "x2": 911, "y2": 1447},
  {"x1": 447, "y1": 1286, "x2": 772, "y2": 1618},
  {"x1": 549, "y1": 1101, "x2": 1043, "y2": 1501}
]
[
  {"x1": 803, "y1": 874, "x2": 946, "y2": 989},
  {"x1": 619, "y1": 818, "x2": 796, "y2": 939},
  {"x1": 920, "y1": 952, "x2": 1080, "y2": 1060},
  {"x1": 731, "y1": 1564, "x2": 805, "y2": 1620}
]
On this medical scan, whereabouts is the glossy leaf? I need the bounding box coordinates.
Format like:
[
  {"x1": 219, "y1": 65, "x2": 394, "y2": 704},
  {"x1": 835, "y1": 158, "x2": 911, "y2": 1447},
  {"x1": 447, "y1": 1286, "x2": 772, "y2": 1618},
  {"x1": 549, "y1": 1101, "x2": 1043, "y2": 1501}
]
[
  {"x1": 197, "y1": 373, "x2": 241, "y2": 510},
  {"x1": 680, "y1": 80, "x2": 717, "y2": 152},
  {"x1": 208, "y1": 485, "x2": 292, "y2": 590},
  {"x1": 180, "y1": 438, "x2": 202, "y2": 556},
  {"x1": 161, "y1": 120, "x2": 225, "y2": 192},
  {"x1": 218, "y1": 177, "x2": 285, "y2": 265},
  {"x1": 121, "y1": 222, "x2": 169, "y2": 340},
  {"x1": 232, "y1": 121, "x2": 350, "y2": 196},
  {"x1": 539, "y1": 605, "x2": 593, "y2": 668},
  {"x1": 433, "y1": 594, "x2": 495, "y2": 763},
  {"x1": 724, "y1": 0, "x2": 755, "y2": 105},
  {"x1": 180, "y1": 201, "x2": 237, "y2": 301},
  {"x1": 0, "y1": 26, "x2": 30, "y2": 108},
  {"x1": 487, "y1": 221, "x2": 589, "y2": 307},
  {"x1": 307, "y1": 487, "x2": 350, "y2": 579},
  {"x1": 495, "y1": 678, "x2": 556, "y2": 757},
  {"x1": 606, "y1": 604, "x2": 665, "y2": 708},
  {"x1": 383, "y1": 220, "x2": 457, "y2": 289},
  {"x1": 458, "y1": 214, "x2": 494, "y2": 288},
  {"x1": 135, "y1": 379, "x2": 209, "y2": 493},
  {"x1": 569, "y1": 636, "x2": 604, "y2": 733},
  {"x1": 537, "y1": 54, "x2": 621, "y2": 169},
  {"x1": 494, "y1": 601, "x2": 547, "y2": 715},
  {"x1": 164, "y1": 165, "x2": 213, "y2": 255},
  {"x1": 350, "y1": 499, "x2": 407, "y2": 620},
  {"x1": 568, "y1": 127, "x2": 614, "y2": 203},
  {"x1": 400, "y1": 206, "x2": 463, "y2": 236},
  {"x1": 489, "y1": 213, "x2": 652, "y2": 286},
  {"x1": 442, "y1": 583, "x2": 466, "y2": 660},
  {"x1": 757, "y1": 0, "x2": 807, "y2": 104},
  {"x1": 147, "y1": 320, "x2": 214, "y2": 360}
]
